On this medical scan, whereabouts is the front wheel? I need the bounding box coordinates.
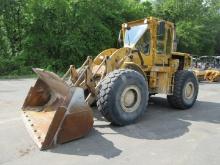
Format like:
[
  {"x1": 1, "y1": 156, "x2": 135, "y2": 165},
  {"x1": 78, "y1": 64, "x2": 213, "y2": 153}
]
[
  {"x1": 167, "y1": 70, "x2": 198, "y2": 109},
  {"x1": 97, "y1": 69, "x2": 148, "y2": 126}
]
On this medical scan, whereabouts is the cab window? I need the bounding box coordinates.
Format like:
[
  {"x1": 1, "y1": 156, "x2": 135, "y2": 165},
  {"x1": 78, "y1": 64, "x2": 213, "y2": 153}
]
[
  {"x1": 166, "y1": 28, "x2": 172, "y2": 54},
  {"x1": 157, "y1": 25, "x2": 165, "y2": 54},
  {"x1": 136, "y1": 29, "x2": 150, "y2": 55}
]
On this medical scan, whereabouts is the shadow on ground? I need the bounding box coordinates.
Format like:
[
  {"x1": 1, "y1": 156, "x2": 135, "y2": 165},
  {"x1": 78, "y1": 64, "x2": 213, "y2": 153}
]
[
  {"x1": 49, "y1": 129, "x2": 122, "y2": 159},
  {"x1": 103, "y1": 98, "x2": 220, "y2": 140},
  {"x1": 50, "y1": 97, "x2": 220, "y2": 158}
]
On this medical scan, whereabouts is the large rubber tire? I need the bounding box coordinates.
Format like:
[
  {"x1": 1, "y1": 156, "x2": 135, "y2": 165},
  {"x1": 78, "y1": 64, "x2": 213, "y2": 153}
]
[
  {"x1": 97, "y1": 69, "x2": 148, "y2": 126},
  {"x1": 167, "y1": 70, "x2": 198, "y2": 109}
]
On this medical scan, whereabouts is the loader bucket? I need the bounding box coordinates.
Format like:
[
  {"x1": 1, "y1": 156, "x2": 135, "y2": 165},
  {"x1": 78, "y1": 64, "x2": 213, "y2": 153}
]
[
  {"x1": 21, "y1": 68, "x2": 93, "y2": 150},
  {"x1": 205, "y1": 70, "x2": 220, "y2": 82}
]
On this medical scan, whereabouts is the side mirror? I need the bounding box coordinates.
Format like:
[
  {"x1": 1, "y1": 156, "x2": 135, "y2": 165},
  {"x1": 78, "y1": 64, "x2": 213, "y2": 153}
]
[
  {"x1": 158, "y1": 21, "x2": 165, "y2": 37},
  {"x1": 117, "y1": 30, "x2": 123, "y2": 48}
]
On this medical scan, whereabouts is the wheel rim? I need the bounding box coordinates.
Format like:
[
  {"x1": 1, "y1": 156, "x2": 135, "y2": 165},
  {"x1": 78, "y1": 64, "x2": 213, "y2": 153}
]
[
  {"x1": 120, "y1": 85, "x2": 141, "y2": 112},
  {"x1": 184, "y1": 81, "x2": 195, "y2": 100}
]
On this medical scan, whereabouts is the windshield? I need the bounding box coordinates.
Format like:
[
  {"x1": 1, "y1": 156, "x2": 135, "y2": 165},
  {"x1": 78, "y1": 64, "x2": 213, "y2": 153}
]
[{"x1": 124, "y1": 24, "x2": 148, "y2": 48}]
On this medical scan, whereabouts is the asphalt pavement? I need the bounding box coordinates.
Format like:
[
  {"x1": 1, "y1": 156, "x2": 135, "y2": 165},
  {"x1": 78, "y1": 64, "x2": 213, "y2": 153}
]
[{"x1": 0, "y1": 79, "x2": 220, "y2": 165}]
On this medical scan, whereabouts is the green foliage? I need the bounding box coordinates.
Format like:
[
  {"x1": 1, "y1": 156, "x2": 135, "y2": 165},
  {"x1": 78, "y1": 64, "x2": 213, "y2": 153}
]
[
  {"x1": 0, "y1": 15, "x2": 11, "y2": 57},
  {"x1": 154, "y1": 0, "x2": 220, "y2": 55},
  {"x1": 0, "y1": 0, "x2": 219, "y2": 76},
  {"x1": 0, "y1": 15, "x2": 12, "y2": 74}
]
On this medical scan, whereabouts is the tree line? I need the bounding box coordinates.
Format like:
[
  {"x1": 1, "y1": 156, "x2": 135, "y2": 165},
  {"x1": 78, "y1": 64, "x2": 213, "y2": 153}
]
[{"x1": 0, "y1": 0, "x2": 219, "y2": 76}]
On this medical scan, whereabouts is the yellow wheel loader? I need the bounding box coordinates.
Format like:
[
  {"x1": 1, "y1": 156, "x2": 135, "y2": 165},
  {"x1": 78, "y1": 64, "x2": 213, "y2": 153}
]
[{"x1": 21, "y1": 17, "x2": 198, "y2": 150}]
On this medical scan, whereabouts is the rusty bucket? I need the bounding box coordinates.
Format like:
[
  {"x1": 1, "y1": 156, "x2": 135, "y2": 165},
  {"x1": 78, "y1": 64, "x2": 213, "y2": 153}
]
[{"x1": 21, "y1": 69, "x2": 93, "y2": 150}]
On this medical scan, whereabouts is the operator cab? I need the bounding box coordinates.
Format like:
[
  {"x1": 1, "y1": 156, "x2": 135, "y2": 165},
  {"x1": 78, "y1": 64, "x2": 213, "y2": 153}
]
[{"x1": 119, "y1": 17, "x2": 175, "y2": 57}]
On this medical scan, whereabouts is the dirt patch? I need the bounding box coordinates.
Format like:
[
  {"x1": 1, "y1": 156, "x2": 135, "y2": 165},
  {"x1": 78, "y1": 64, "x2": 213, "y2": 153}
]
[{"x1": 18, "y1": 145, "x2": 36, "y2": 157}]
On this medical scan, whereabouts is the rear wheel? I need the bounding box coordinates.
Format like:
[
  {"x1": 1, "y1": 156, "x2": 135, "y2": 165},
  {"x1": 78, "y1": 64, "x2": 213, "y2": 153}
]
[
  {"x1": 167, "y1": 70, "x2": 198, "y2": 109},
  {"x1": 97, "y1": 69, "x2": 148, "y2": 126}
]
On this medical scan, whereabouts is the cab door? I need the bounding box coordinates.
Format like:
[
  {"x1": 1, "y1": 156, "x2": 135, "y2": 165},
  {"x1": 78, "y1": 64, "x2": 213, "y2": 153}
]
[
  {"x1": 154, "y1": 21, "x2": 173, "y2": 66},
  {"x1": 153, "y1": 21, "x2": 174, "y2": 94}
]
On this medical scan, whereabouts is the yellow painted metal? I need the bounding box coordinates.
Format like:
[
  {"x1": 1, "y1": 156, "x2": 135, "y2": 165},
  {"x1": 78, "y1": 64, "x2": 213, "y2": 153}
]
[
  {"x1": 192, "y1": 56, "x2": 220, "y2": 82},
  {"x1": 193, "y1": 69, "x2": 220, "y2": 82},
  {"x1": 193, "y1": 69, "x2": 207, "y2": 81},
  {"x1": 204, "y1": 69, "x2": 220, "y2": 82},
  {"x1": 93, "y1": 48, "x2": 118, "y2": 65}
]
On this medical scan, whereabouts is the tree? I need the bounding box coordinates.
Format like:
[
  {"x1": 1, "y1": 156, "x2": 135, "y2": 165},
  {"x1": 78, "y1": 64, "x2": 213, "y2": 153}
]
[
  {"x1": 0, "y1": 15, "x2": 12, "y2": 57},
  {"x1": 0, "y1": 15, "x2": 13, "y2": 75},
  {"x1": 0, "y1": 0, "x2": 26, "y2": 56},
  {"x1": 153, "y1": 0, "x2": 220, "y2": 55}
]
